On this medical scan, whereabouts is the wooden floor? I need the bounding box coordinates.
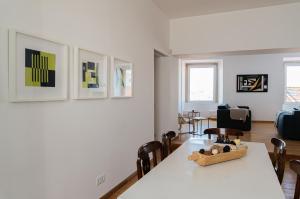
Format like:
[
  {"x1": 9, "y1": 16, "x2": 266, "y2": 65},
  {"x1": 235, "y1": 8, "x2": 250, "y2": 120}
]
[
  {"x1": 107, "y1": 122, "x2": 300, "y2": 199},
  {"x1": 108, "y1": 175, "x2": 138, "y2": 199},
  {"x1": 176, "y1": 121, "x2": 300, "y2": 156},
  {"x1": 282, "y1": 162, "x2": 298, "y2": 199}
]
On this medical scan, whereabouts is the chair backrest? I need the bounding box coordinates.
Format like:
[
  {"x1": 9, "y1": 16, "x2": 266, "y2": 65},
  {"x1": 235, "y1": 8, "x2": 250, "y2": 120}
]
[
  {"x1": 293, "y1": 110, "x2": 300, "y2": 118},
  {"x1": 271, "y1": 138, "x2": 286, "y2": 184},
  {"x1": 162, "y1": 131, "x2": 176, "y2": 157},
  {"x1": 178, "y1": 113, "x2": 185, "y2": 123},
  {"x1": 224, "y1": 128, "x2": 244, "y2": 139},
  {"x1": 188, "y1": 110, "x2": 200, "y2": 118},
  {"x1": 290, "y1": 160, "x2": 300, "y2": 199},
  {"x1": 203, "y1": 128, "x2": 220, "y2": 139},
  {"x1": 203, "y1": 128, "x2": 243, "y2": 140},
  {"x1": 136, "y1": 141, "x2": 164, "y2": 179}
]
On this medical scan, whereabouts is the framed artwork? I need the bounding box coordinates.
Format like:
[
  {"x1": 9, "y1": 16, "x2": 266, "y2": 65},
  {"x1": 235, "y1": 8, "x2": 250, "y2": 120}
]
[
  {"x1": 237, "y1": 74, "x2": 268, "y2": 92},
  {"x1": 9, "y1": 30, "x2": 68, "y2": 101},
  {"x1": 111, "y1": 57, "x2": 133, "y2": 98},
  {"x1": 73, "y1": 48, "x2": 108, "y2": 99}
]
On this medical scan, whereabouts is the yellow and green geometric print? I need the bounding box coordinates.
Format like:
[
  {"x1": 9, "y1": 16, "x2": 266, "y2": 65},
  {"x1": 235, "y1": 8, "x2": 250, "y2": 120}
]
[
  {"x1": 82, "y1": 61, "x2": 99, "y2": 88},
  {"x1": 25, "y1": 48, "x2": 56, "y2": 87}
]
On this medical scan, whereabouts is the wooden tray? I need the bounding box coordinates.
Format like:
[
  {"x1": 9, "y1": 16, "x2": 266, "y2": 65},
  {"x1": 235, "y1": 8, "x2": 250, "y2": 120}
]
[{"x1": 188, "y1": 145, "x2": 247, "y2": 166}]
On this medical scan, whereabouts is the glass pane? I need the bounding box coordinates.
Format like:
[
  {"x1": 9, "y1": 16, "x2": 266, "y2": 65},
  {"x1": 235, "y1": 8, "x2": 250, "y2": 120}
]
[
  {"x1": 125, "y1": 69, "x2": 132, "y2": 96},
  {"x1": 286, "y1": 66, "x2": 300, "y2": 102},
  {"x1": 189, "y1": 67, "x2": 214, "y2": 101}
]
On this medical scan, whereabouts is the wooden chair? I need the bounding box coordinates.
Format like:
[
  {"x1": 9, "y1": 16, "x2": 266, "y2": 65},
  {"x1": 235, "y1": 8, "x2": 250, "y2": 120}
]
[
  {"x1": 224, "y1": 128, "x2": 244, "y2": 139},
  {"x1": 203, "y1": 128, "x2": 243, "y2": 140},
  {"x1": 178, "y1": 113, "x2": 195, "y2": 132},
  {"x1": 290, "y1": 160, "x2": 300, "y2": 199},
  {"x1": 162, "y1": 131, "x2": 176, "y2": 157},
  {"x1": 203, "y1": 128, "x2": 221, "y2": 139},
  {"x1": 136, "y1": 141, "x2": 164, "y2": 179},
  {"x1": 188, "y1": 110, "x2": 200, "y2": 118},
  {"x1": 270, "y1": 138, "x2": 286, "y2": 184}
]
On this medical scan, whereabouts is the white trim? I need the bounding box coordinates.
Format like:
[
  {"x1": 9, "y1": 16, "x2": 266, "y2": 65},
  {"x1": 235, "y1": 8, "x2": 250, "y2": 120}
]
[
  {"x1": 73, "y1": 47, "x2": 109, "y2": 100},
  {"x1": 185, "y1": 62, "x2": 218, "y2": 103},
  {"x1": 110, "y1": 56, "x2": 134, "y2": 98},
  {"x1": 283, "y1": 57, "x2": 300, "y2": 62},
  {"x1": 284, "y1": 61, "x2": 300, "y2": 103},
  {"x1": 110, "y1": 96, "x2": 133, "y2": 99},
  {"x1": 8, "y1": 29, "x2": 16, "y2": 101},
  {"x1": 178, "y1": 59, "x2": 183, "y2": 113},
  {"x1": 8, "y1": 29, "x2": 69, "y2": 102},
  {"x1": 73, "y1": 47, "x2": 79, "y2": 98}
]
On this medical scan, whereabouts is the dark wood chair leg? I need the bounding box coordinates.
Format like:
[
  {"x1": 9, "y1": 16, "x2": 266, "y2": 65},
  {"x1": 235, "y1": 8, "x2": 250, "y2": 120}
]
[
  {"x1": 136, "y1": 159, "x2": 142, "y2": 180},
  {"x1": 294, "y1": 175, "x2": 300, "y2": 199}
]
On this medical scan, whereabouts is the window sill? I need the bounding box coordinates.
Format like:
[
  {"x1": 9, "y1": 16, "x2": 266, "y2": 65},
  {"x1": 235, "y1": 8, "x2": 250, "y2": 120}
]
[{"x1": 186, "y1": 101, "x2": 218, "y2": 104}]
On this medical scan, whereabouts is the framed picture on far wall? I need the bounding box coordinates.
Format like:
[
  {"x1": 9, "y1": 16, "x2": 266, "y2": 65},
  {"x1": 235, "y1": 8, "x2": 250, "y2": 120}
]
[
  {"x1": 111, "y1": 57, "x2": 133, "y2": 98},
  {"x1": 8, "y1": 29, "x2": 68, "y2": 102},
  {"x1": 73, "y1": 48, "x2": 108, "y2": 99},
  {"x1": 237, "y1": 74, "x2": 268, "y2": 92}
]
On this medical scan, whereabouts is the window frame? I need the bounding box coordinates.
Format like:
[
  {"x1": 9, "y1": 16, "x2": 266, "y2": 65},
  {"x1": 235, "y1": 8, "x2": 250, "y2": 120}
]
[
  {"x1": 284, "y1": 62, "x2": 300, "y2": 103},
  {"x1": 185, "y1": 63, "x2": 218, "y2": 103}
]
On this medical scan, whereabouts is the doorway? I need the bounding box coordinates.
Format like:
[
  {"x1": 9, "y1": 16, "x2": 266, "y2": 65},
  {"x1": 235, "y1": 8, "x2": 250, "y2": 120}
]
[{"x1": 154, "y1": 50, "x2": 179, "y2": 140}]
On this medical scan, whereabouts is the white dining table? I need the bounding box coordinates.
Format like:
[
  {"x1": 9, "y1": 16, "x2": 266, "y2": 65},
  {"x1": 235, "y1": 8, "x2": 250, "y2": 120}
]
[{"x1": 118, "y1": 138, "x2": 285, "y2": 199}]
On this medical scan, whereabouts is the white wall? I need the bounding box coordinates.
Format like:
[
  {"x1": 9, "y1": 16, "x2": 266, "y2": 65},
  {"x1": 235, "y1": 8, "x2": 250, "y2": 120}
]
[
  {"x1": 222, "y1": 52, "x2": 300, "y2": 121},
  {"x1": 156, "y1": 58, "x2": 221, "y2": 130},
  {"x1": 170, "y1": 3, "x2": 300, "y2": 55},
  {"x1": 0, "y1": 0, "x2": 169, "y2": 199},
  {"x1": 180, "y1": 52, "x2": 300, "y2": 121},
  {"x1": 181, "y1": 60, "x2": 223, "y2": 117},
  {"x1": 154, "y1": 56, "x2": 179, "y2": 140},
  {"x1": 170, "y1": 3, "x2": 300, "y2": 121}
]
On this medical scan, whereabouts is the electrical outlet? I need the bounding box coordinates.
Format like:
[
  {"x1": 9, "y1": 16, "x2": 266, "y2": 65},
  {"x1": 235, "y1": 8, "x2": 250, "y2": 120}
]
[{"x1": 96, "y1": 175, "x2": 105, "y2": 186}]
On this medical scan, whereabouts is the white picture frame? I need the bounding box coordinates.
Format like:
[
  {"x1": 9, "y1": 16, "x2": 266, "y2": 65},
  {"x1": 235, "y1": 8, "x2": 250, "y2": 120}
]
[
  {"x1": 111, "y1": 57, "x2": 133, "y2": 98},
  {"x1": 73, "y1": 48, "x2": 108, "y2": 99},
  {"x1": 9, "y1": 29, "x2": 68, "y2": 102}
]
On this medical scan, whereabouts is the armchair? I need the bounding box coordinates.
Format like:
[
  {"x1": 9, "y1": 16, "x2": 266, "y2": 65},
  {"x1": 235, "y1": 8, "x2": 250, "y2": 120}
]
[
  {"x1": 276, "y1": 110, "x2": 300, "y2": 140},
  {"x1": 217, "y1": 104, "x2": 252, "y2": 131},
  {"x1": 178, "y1": 113, "x2": 195, "y2": 132}
]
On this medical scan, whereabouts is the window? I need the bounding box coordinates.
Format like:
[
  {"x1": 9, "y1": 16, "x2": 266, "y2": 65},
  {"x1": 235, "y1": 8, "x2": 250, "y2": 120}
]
[
  {"x1": 186, "y1": 63, "x2": 217, "y2": 102},
  {"x1": 285, "y1": 63, "x2": 300, "y2": 102}
]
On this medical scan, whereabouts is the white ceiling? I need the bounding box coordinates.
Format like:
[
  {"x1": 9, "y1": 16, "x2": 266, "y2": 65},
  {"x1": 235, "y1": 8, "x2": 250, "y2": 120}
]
[{"x1": 152, "y1": 0, "x2": 300, "y2": 18}]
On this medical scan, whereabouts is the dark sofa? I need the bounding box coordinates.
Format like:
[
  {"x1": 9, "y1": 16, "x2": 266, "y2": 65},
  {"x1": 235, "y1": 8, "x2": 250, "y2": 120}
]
[
  {"x1": 276, "y1": 110, "x2": 300, "y2": 140},
  {"x1": 217, "y1": 104, "x2": 252, "y2": 131}
]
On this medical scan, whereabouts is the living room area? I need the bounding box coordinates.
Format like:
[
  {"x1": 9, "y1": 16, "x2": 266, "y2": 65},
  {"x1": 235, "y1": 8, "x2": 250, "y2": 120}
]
[
  {"x1": 153, "y1": 3, "x2": 300, "y2": 199},
  {"x1": 154, "y1": 0, "x2": 300, "y2": 146},
  {"x1": 155, "y1": 50, "x2": 300, "y2": 147},
  {"x1": 154, "y1": 49, "x2": 300, "y2": 197}
]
